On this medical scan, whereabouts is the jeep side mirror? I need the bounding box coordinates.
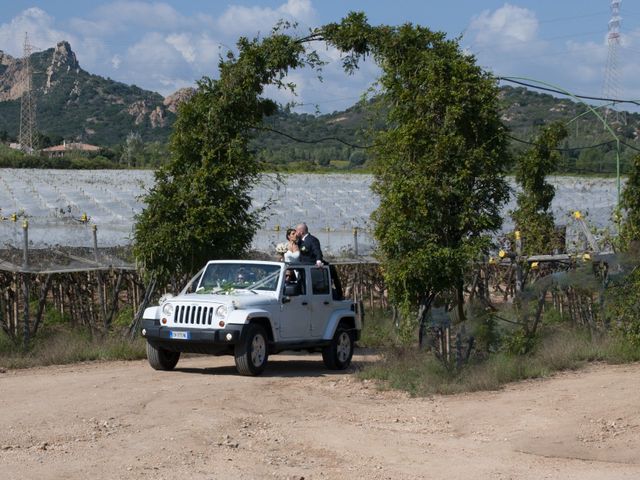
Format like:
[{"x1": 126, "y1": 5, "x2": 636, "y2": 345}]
[
  {"x1": 282, "y1": 296, "x2": 291, "y2": 304},
  {"x1": 284, "y1": 284, "x2": 299, "y2": 296}
]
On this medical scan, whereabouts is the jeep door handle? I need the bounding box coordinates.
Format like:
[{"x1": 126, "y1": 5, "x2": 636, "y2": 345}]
[
  {"x1": 323, "y1": 301, "x2": 330, "y2": 305},
  {"x1": 302, "y1": 301, "x2": 308, "y2": 305}
]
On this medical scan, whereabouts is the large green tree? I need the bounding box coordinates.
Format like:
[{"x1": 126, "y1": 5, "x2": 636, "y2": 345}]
[
  {"x1": 511, "y1": 122, "x2": 568, "y2": 255},
  {"x1": 133, "y1": 30, "x2": 321, "y2": 285},
  {"x1": 322, "y1": 14, "x2": 511, "y2": 330},
  {"x1": 134, "y1": 12, "x2": 512, "y2": 333},
  {"x1": 619, "y1": 154, "x2": 640, "y2": 248}
]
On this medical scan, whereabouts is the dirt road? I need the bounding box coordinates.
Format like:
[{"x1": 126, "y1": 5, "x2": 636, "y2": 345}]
[{"x1": 1, "y1": 352, "x2": 640, "y2": 479}]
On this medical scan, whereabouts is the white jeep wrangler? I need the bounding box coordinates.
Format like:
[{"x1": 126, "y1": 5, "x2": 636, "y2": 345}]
[{"x1": 141, "y1": 260, "x2": 361, "y2": 375}]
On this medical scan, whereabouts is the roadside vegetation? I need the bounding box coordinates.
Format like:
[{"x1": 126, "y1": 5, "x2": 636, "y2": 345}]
[
  {"x1": 0, "y1": 309, "x2": 145, "y2": 370},
  {"x1": 347, "y1": 8, "x2": 640, "y2": 396},
  {"x1": 357, "y1": 301, "x2": 640, "y2": 396},
  {"x1": 355, "y1": 109, "x2": 640, "y2": 396}
]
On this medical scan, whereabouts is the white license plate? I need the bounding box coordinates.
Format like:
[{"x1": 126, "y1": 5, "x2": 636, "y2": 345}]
[{"x1": 169, "y1": 331, "x2": 190, "y2": 340}]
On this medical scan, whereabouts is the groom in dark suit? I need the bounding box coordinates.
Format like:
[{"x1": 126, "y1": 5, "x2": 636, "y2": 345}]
[
  {"x1": 295, "y1": 223, "x2": 324, "y2": 267},
  {"x1": 295, "y1": 222, "x2": 344, "y2": 300}
]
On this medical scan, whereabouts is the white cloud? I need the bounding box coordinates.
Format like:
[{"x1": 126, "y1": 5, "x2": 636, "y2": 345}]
[
  {"x1": 116, "y1": 32, "x2": 225, "y2": 94},
  {"x1": 166, "y1": 33, "x2": 196, "y2": 63},
  {"x1": 70, "y1": 1, "x2": 196, "y2": 36},
  {"x1": 103, "y1": 0, "x2": 319, "y2": 96},
  {"x1": 196, "y1": 33, "x2": 226, "y2": 67},
  {"x1": 217, "y1": 0, "x2": 315, "y2": 36},
  {"x1": 470, "y1": 4, "x2": 538, "y2": 46},
  {"x1": 465, "y1": 5, "x2": 640, "y2": 110},
  {"x1": 0, "y1": 7, "x2": 74, "y2": 57},
  {"x1": 74, "y1": 36, "x2": 110, "y2": 70},
  {"x1": 152, "y1": 74, "x2": 195, "y2": 93},
  {"x1": 125, "y1": 32, "x2": 187, "y2": 71},
  {"x1": 279, "y1": 0, "x2": 315, "y2": 20},
  {"x1": 111, "y1": 54, "x2": 121, "y2": 69},
  {"x1": 263, "y1": 46, "x2": 380, "y2": 114}
]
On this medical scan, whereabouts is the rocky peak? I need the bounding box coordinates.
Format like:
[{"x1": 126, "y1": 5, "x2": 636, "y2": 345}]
[
  {"x1": 163, "y1": 87, "x2": 196, "y2": 113},
  {"x1": 0, "y1": 50, "x2": 24, "y2": 101},
  {"x1": 51, "y1": 41, "x2": 79, "y2": 71},
  {"x1": 0, "y1": 50, "x2": 15, "y2": 66},
  {"x1": 44, "y1": 41, "x2": 80, "y2": 93},
  {"x1": 127, "y1": 100, "x2": 150, "y2": 125}
]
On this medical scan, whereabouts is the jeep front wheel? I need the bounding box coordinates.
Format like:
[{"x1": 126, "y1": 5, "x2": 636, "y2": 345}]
[
  {"x1": 234, "y1": 324, "x2": 269, "y2": 376},
  {"x1": 322, "y1": 325, "x2": 354, "y2": 370},
  {"x1": 146, "y1": 342, "x2": 180, "y2": 371}
]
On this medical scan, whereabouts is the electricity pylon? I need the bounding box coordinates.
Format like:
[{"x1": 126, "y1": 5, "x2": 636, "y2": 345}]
[
  {"x1": 603, "y1": 0, "x2": 624, "y2": 126},
  {"x1": 18, "y1": 32, "x2": 37, "y2": 153}
]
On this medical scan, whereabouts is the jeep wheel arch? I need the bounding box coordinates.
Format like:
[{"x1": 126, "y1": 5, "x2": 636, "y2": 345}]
[
  {"x1": 322, "y1": 323, "x2": 354, "y2": 370},
  {"x1": 234, "y1": 323, "x2": 269, "y2": 376}
]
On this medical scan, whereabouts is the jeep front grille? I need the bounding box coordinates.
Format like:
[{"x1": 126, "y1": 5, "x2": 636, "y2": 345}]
[{"x1": 173, "y1": 305, "x2": 215, "y2": 326}]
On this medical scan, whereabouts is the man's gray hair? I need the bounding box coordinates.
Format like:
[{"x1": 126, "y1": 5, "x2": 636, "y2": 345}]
[{"x1": 296, "y1": 222, "x2": 309, "y2": 234}]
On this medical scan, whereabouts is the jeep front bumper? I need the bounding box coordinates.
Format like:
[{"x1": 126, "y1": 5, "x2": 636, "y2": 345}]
[{"x1": 141, "y1": 319, "x2": 243, "y2": 354}]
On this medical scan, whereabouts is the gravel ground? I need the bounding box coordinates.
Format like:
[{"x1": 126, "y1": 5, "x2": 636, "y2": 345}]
[{"x1": 1, "y1": 353, "x2": 640, "y2": 479}]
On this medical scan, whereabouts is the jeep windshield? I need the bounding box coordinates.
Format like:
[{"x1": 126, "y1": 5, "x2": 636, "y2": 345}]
[{"x1": 196, "y1": 263, "x2": 281, "y2": 294}]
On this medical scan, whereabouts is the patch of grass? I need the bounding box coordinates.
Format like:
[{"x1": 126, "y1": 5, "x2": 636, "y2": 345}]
[
  {"x1": 329, "y1": 160, "x2": 350, "y2": 168},
  {"x1": 358, "y1": 326, "x2": 640, "y2": 396},
  {"x1": 113, "y1": 306, "x2": 134, "y2": 328},
  {"x1": 358, "y1": 308, "x2": 398, "y2": 348},
  {"x1": 0, "y1": 326, "x2": 146, "y2": 370}
]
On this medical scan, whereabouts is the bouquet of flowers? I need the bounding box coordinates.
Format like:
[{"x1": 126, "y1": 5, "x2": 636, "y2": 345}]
[{"x1": 275, "y1": 242, "x2": 288, "y2": 255}]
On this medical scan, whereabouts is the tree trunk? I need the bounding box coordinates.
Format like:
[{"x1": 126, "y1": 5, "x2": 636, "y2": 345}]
[
  {"x1": 128, "y1": 277, "x2": 157, "y2": 339},
  {"x1": 105, "y1": 270, "x2": 124, "y2": 329},
  {"x1": 417, "y1": 293, "x2": 435, "y2": 349},
  {"x1": 31, "y1": 274, "x2": 53, "y2": 338},
  {"x1": 22, "y1": 274, "x2": 30, "y2": 350},
  {"x1": 456, "y1": 281, "x2": 465, "y2": 324},
  {"x1": 527, "y1": 288, "x2": 547, "y2": 338}
]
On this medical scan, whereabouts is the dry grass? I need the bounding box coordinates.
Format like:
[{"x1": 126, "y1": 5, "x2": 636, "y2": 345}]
[
  {"x1": 358, "y1": 327, "x2": 640, "y2": 396},
  {"x1": 0, "y1": 327, "x2": 146, "y2": 370}
]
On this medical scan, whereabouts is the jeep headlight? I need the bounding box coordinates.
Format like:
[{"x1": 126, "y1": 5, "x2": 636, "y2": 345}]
[
  {"x1": 215, "y1": 305, "x2": 228, "y2": 320},
  {"x1": 162, "y1": 303, "x2": 174, "y2": 316}
]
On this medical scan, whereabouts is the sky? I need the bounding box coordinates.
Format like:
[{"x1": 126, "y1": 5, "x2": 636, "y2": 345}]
[{"x1": 1, "y1": 0, "x2": 639, "y2": 113}]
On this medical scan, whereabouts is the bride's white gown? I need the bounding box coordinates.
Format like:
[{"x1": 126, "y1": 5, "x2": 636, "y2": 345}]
[{"x1": 284, "y1": 250, "x2": 300, "y2": 263}]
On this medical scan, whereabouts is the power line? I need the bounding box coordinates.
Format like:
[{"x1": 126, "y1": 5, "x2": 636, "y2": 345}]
[
  {"x1": 508, "y1": 134, "x2": 640, "y2": 153},
  {"x1": 537, "y1": 29, "x2": 606, "y2": 42},
  {"x1": 507, "y1": 134, "x2": 615, "y2": 151},
  {"x1": 250, "y1": 125, "x2": 373, "y2": 149},
  {"x1": 253, "y1": 125, "x2": 640, "y2": 154},
  {"x1": 537, "y1": 10, "x2": 610, "y2": 24},
  {"x1": 620, "y1": 140, "x2": 640, "y2": 153},
  {"x1": 498, "y1": 77, "x2": 640, "y2": 106}
]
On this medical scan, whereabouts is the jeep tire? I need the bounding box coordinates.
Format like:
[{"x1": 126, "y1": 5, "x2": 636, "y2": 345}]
[
  {"x1": 146, "y1": 342, "x2": 180, "y2": 371},
  {"x1": 322, "y1": 324, "x2": 354, "y2": 370},
  {"x1": 234, "y1": 323, "x2": 269, "y2": 376}
]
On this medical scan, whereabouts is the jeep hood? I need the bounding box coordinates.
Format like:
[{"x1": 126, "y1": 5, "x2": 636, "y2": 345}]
[{"x1": 171, "y1": 292, "x2": 278, "y2": 308}]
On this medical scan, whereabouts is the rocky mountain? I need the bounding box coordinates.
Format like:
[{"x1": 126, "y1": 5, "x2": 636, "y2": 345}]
[{"x1": 0, "y1": 41, "x2": 178, "y2": 145}]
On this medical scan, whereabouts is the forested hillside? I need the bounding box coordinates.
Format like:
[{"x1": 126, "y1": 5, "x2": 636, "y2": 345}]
[
  {"x1": 250, "y1": 86, "x2": 640, "y2": 173},
  {"x1": 0, "y1": 42, "x2": 174, "y2": 146},
  {"x1": 1, "y1": 40, "x2": 639, "y2": 173}
]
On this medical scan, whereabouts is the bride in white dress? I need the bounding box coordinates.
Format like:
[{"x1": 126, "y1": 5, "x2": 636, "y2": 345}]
[{"x1": 283, "y1": 228, "x2": 300, "y2": 263}]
